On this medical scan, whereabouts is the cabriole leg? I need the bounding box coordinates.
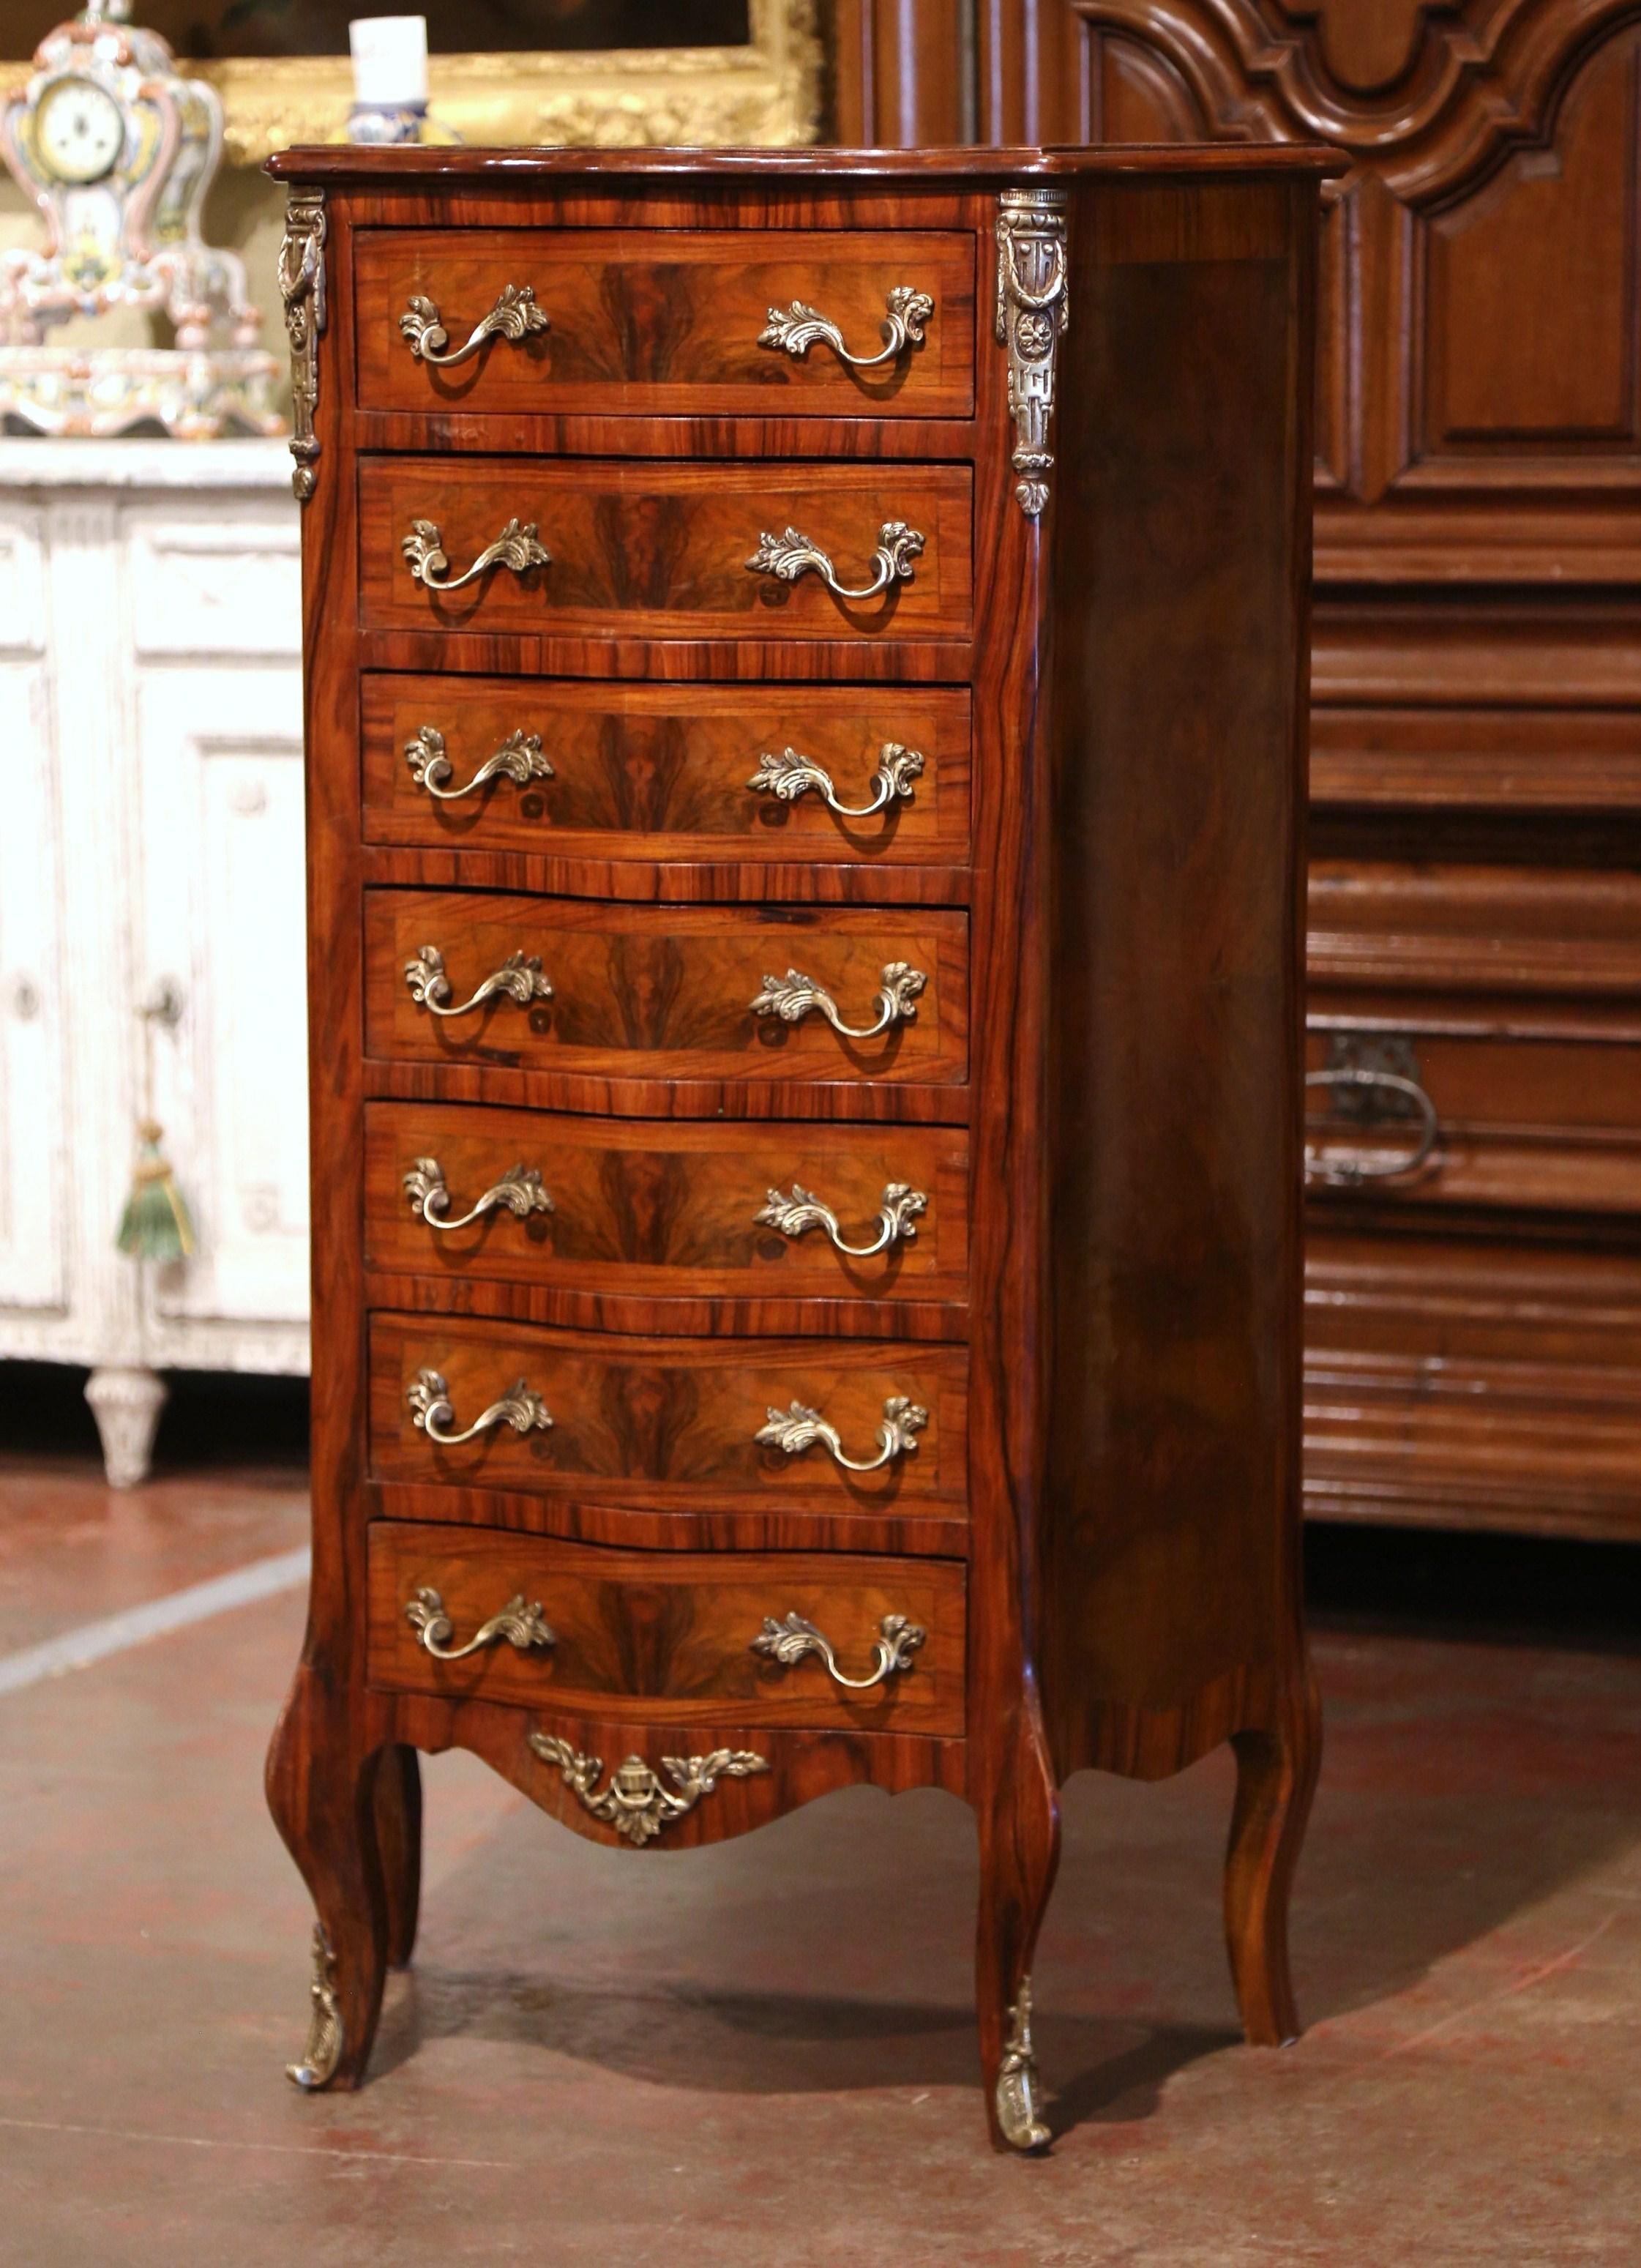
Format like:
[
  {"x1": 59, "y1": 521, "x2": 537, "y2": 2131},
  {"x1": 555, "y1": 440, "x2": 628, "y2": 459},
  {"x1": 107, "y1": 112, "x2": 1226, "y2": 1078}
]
[
  {"x1": 1225, "y1": 1671, "x2": 1323, "y2": 2045},
  {"x1": 975, "y1": 1733, "x2": 1061, "y2": 2152},
  {"x1": 265, "y1": 1669, "x2": 397, "y2": 2090}
]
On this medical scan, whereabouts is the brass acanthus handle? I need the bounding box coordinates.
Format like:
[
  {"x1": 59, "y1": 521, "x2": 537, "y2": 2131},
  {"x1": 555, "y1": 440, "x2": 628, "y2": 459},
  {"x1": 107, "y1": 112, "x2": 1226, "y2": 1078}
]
[
  {"x1": 747, "y1": 521, "x2": 924, "y2": 603},
  {"x1": 750, "y1": 960, "x2": 925, "y2": 1041},
  {"x1": 405, "y1": 725, "x2": 555, "y2": 802},
  {"x1": 405, "y1": 1585, "x2": 556, "y2": 1660},
  {"x1": 402, "y1": 517, "x2": 551, "y2": 593},
  {"x1": 747, "y1": 742, "x2": 924, "y2": 819},
  {"x1": 1304, "y1": 1068, "x2": 1440, "y2": 1187},
  {"x1": 756, "y1": 1181, "x2": 926, "y2": 1258},
  {"x1": 407, "y1": 1366, "x2": 554, "y2": 1446},
  {"x1": 403, "y1": 1155, "x2": 554, "y2": 1233},
  {"x1": 752, "y1": 1609, "x2": 925, "y2": 1690},
  {"x1": 529, "y1": 1736, "x2": 770, "y2": 1846},
  {"x1": 404, "y1": 944, "x2": 553, "y2": 1020},
  {"x1": 758, "y1": 286, "x2": 934, "y2": 370},
  {"x1": 400, "y1": 283, "x2": 550, "y2": 367},
  {"x1": 756, "y1": 1394, "x2": 927, "y2": 1474}
]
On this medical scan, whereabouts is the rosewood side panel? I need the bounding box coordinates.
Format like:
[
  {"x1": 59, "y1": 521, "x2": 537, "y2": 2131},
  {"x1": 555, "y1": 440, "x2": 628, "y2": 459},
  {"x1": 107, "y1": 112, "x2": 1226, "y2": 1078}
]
[{"x1": 263, "y1": 144, "x2": 1327, "y2": 2153}]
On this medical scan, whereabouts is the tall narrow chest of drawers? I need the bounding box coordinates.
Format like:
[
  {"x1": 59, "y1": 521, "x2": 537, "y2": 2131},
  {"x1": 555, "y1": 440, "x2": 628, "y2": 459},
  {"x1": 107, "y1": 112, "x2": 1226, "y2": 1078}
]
[{"x1": 265, "y1": 144, "x2": 1330, "y2": 2152}]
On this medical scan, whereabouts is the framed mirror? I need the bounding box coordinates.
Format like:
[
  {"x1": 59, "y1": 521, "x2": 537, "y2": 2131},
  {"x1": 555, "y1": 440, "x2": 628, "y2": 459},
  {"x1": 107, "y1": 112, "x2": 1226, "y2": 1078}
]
[{"x1": 1, "y1": 0, "x2": 820, "y2": 161}]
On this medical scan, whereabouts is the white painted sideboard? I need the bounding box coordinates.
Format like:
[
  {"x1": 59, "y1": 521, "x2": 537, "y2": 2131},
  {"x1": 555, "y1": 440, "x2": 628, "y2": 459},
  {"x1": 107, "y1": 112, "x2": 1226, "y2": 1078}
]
[{"x1": 0, "y1": 437, "x2": 308, "y2": 1483}]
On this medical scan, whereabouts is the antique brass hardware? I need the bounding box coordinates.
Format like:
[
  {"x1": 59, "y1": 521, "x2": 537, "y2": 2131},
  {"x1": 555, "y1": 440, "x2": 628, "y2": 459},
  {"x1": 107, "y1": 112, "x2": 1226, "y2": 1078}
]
[
  {"x1": 404, "y1": 725, "x2": 554, "y2": 802},
  {"x1": 404, "y1": 1585, "x2": 555, "y2": 1661},
  {"x1": 995, "y1": 187, "x2": 1069, "y2": 519},
  {"x1": 747, "y1": 741, "x2": 924, "y2": 818},
  {"x1": 399, "y1": 283, "x2": 550, "y2": 367},
  {"x1": 756, "y1": 1393, "x2": 927, "y2": 1474},
  {"x1": 755, "y1": 1181, "x2": 925, "y2": 1258},
  {"x1": 995, "y1": 1977, "x2": 1051, "y2": 2150},
  {"x1": 285, "y1": 1924, "x2": 343, "y2": 2091},
  {"x1": 401, "y1": 517, "x2": 550, "y2": 593},
  {"x1": 406, "y1": 1367, "x2": 553, "y2": 1447},
  {"x1": 403, "y1": 944, "x2": 553, "y2": 1019},
  {"x1": 750, "y1": 961, "x2": 924, "y2": 1041},
  {"x1": 747, "y1": 520, "x2": 924, "y2": 603},
  {"x1": 1305, "y1": 1035, "x2": 1439, "y2": 1187},
  {"x1": 751, "y1": 1609, "x2": 925, "y2": 1690},
  {"x1": 758, "y1": 285, "x2": 933, "y2": 370},
  {"x1": 528, "y1": 1736, "x2": 769, "y2": 1846},
  {"x1": 403, "y1": 1157, "x2": 554, "y2": 1232}
]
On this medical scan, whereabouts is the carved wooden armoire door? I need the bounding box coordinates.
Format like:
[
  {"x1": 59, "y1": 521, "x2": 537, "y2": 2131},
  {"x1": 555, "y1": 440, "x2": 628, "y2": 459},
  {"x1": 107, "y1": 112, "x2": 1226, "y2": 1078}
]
[{"x1": 961, "y1": 1, "x2": 1641, "y2": 1540}]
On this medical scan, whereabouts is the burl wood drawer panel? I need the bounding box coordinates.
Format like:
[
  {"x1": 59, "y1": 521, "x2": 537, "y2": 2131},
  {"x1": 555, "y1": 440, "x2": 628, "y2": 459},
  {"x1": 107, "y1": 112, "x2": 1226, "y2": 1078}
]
[
  {"x1": 364, "y1": 1102, "x2": 970, "y2": 1298},
  {"x1": 367, "y1": 1521, "x2": 966, "y2": 1734},
  {"x1": 356, "y1": 460, "x2": 973, "y2": 639},
  {"x1": 1307, "y1": 1018, "x2": 1641, "y2": 1216},
  {"x1": 368, "y1": 1312, "x2": 967, "y2": 1508},
  {"x1": 361, "y1": 677, "x2": 973, "y2": 864},
  {"x1": 353, "y1": 229, "x2": 976, "y2": 418},
  {"x1": 365, "y1": 890, "x2": 969, "y2": 1086}
]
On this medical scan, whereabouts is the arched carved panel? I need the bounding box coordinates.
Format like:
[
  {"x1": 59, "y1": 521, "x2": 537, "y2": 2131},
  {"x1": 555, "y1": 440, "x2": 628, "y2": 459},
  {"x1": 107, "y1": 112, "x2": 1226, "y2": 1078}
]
[{"x1": 1419, "y1": 26, "x2": 1641, "y2": 451}]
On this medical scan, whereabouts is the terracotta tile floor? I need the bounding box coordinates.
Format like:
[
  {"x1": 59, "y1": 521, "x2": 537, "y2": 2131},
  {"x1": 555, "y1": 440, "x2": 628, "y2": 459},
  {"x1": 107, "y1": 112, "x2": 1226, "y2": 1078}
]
[{"x1": 3, "y1": 1458, "x2": 1640, "y2": 2264}]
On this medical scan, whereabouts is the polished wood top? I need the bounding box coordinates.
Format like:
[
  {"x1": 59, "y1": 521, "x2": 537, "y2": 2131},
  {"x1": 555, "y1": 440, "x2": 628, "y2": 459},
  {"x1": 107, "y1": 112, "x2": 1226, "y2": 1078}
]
[{"x1": 267, "y1": 142, "x2": 1343, "y2": 185}]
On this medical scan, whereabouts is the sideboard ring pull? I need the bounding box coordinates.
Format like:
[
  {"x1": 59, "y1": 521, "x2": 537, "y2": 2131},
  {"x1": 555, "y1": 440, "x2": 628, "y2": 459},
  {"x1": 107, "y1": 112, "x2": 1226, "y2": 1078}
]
[{"x1": 1304, "y1": 1067, "x2": 1440, "y2": 1187}]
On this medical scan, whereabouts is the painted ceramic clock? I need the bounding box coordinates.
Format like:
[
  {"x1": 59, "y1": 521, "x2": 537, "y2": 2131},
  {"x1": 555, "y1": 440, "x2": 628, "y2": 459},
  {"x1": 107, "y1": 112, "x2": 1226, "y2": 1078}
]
[{"x1": 0, "y1": 0, "x2": 280, "y2": 436}]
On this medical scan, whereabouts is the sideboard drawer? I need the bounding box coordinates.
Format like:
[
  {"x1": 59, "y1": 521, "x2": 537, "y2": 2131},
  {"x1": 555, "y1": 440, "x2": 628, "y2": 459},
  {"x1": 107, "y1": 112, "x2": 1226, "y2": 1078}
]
[
  {"x1": 365, "y1": 1102, "x2": 969, "y2": 1298},
  {"x1": 354, "y1": 228, "x2": 976, "y2": 419},
  {"x1": 367, "y1": 1522, "x2": 966, "y2": 1734},
  {"x1": 368, "y1": 1313, "x2": 968, "y2": 1507},
  {"x1": 365, "y1": 890, "x2": 969, "y2": 1086},
  {"x1": 361, "y1": 677, "x2": 973, "y2": 864},
  {"x1": 357, "y1": 460, "x2": 973, "y2": 640},
  {"x1": 1307, "y1": 1018, "x2": 1641, "y2": 1216}
]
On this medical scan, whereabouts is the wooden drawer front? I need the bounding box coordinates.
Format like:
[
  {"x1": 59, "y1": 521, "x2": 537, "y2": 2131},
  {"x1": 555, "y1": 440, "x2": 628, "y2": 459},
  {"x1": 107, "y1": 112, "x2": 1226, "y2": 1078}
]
[
  {"x1": 366, "y1": 891, "x2": 968, "y2": 1086},
  {"x1": 369, "y1": 1314, "x2": 967, "y2": 1507},
  {"x1": 365, "y1": 1103, "x2": 969, "y2": 1298},
  {"x1": 367, "y1": 1523, "x2": 965, "y2": 1732},
  {"x1": 357, "y1": 460, "x2": 972, "y2": 640},
  {"x1": 362, "y1": 677, "x2": 973, "y2": 864},
  {"x1": 1307, "y1": 1020, "x2": 1641, "y2": 1216},
  {"x1": 354, "y1": 229, "x2": 976, "y2": 419}
]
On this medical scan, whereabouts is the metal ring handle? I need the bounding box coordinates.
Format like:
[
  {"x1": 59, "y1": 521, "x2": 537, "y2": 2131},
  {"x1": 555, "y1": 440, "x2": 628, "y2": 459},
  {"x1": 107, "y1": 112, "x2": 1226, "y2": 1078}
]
[
  {"x1": 747, "y1": 742, "x2": 924, "y2": 819},
  {"x1": 758, "y1": 286, "x2": 933, "y2": 370},
  {"x1": 406, "y1": 1366, "x2": 554, "y2": 1447},
  {"x1": 405, "y1": 1585, "x2": 556, "y2": 1660},
  {"x1": 755, "y1": 1394, "x2": 926, "y2": 1474},
  {"x1": 405, "y1": 725, "x2": 555, "y2": 802},
  {"x1": 401, "y1": 517, "x2": 551, "y2": 594},
  {"x1": 400, "y1": 283, "x2": 550, "y2": 367},
  {"x1": 403, "y1": 1157, "x2": 554, "y2": 1232},
  {"x1": 747, "y1": 521, "x2": 924, "y2": 603},
  {"x1": 403, "y1": 945, "x2": 553, "y2": 1019},
  {"x1": 751, "y1": 1610, "x2": 926, "y2": 1690},
  {"x1": 750, "y1": 960, "x2": 925, "y2": 1041},
  {"x1": 1304, "y1": 1067, "x2": 1440, "y2": 1187},
  {"x1": 755, "y1": 1181, "x2": 926, "y2": 1258}
]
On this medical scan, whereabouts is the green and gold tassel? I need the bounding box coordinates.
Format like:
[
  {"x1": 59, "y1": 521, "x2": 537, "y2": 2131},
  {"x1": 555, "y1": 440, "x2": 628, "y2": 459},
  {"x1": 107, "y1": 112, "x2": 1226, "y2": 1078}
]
[{"x1": 116, "y1": 1119, "x2": 195, "y2": 1264}]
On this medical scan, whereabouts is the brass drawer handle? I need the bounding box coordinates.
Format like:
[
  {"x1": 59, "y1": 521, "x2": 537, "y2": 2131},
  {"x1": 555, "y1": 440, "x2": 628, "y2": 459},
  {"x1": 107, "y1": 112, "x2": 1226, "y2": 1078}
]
[
  {"x1": 1304, "y1": 1068, "x2": 1440, "y2": 1187},
  {"x1": 758, "y1": 285, "x2": 933, "y2": 370},
  {"x1": 757, "y1": 1181, "x2": 926, "y2": 1258},
  {"x1": 403, "y1": 1156, "x2": 554, "y2": 1232},
  {"x1": 757, "y1": 1393, "x2": 927, "y2": 1474},
  {"x1": 407, "y1": 1366, "x2": 554, "y2": 1446},
  {"x1": 750, "y1": 960, "x2": 925, "y2": 1041},
  {"x1": 529, "y1": 1736, "x2": 770, "y2": 1846},
  {"x1": 747, "y1": 521, "x2": 924, "y2": 603},
  {"x1": 405, "y1": 1585, "x2": 556, "y2": 1660},
  {"x1": 748, "y1": 741, "x2": 924, "y2": 819},
  {"x1": 405, "y1": 725, "x2": 555, "y2": 802},
  {"x1": 400, "y1": 283, "x2": 550, "y2": 367},
  {"x1": 402, "y1": 517, "x2": 550, "y2": 594},
  {"x1": 752, "y1": 1609, "x2": 926, "y2": 1690},
  {"x1": 404, "y1": 944, "x2": 553, "y2": 1019}
]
